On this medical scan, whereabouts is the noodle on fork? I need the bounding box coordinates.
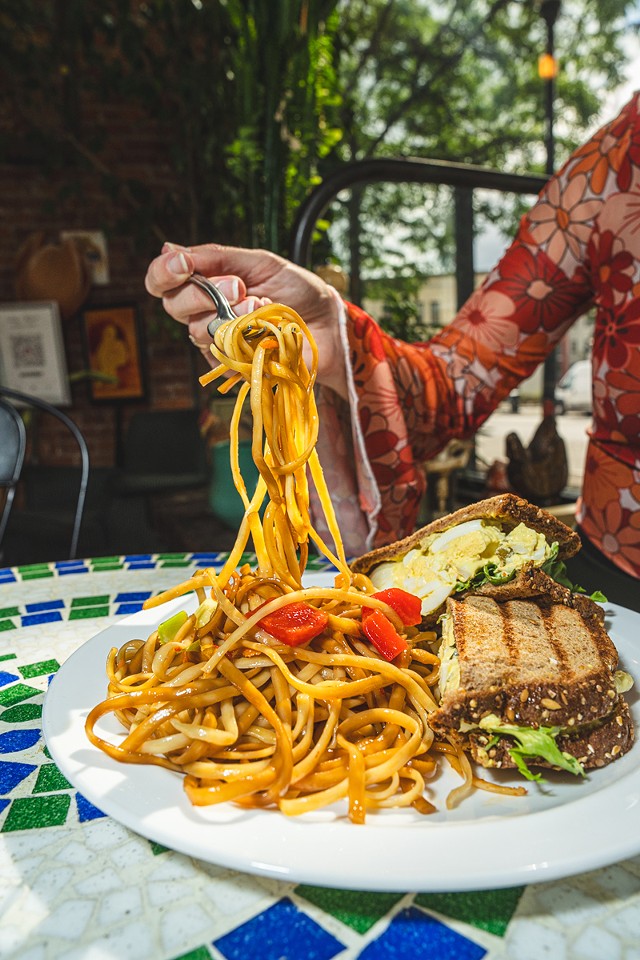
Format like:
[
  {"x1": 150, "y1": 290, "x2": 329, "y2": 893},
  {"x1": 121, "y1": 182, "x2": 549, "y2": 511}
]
[{"x1": 86, "y1": 301, "x2": 515, "y2": 821}]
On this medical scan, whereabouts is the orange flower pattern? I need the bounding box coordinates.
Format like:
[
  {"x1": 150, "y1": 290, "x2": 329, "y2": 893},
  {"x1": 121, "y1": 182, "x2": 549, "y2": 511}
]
[{"x1": 316, "y1": 93, "x2": 640, "y2": 578}]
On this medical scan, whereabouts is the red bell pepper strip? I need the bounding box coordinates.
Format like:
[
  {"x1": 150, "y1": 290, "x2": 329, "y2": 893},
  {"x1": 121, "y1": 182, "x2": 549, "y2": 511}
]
[
  {"x1": 257, "y1": 600, "x2": 329, "y2": 647},
  {"x1": 363, "y1": 587, "x2": 422, "y2": 626},
  {"x1": 362, "y1": 608, "x2": 409, "y2": 661}
]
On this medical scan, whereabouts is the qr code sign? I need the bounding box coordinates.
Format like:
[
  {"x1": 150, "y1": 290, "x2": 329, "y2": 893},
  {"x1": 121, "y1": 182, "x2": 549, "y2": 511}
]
[{"x1": 10, "y1": 334, "x2": 45, "y2": 368}]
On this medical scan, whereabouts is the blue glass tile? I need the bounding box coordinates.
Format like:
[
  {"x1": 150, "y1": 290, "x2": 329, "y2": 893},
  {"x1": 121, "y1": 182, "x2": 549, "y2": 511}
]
[
  {"x1": 58, "y1": 565, "x2": 89, "y2": 575},
  {"x1": 0, "y1": 672, "x2": 18, "y2": 689},
  {"x1": 76, "y1": 792, "x2": 107, "y2": 822},
  {"x1": 0, "y1": 729, "x2": 41, "y2": 754},
  {"x1": 114, "y1": 592, "x2": 153, "y2": 602},
  {"x1": 0, "y1": 798, "x2": 9, "y2": 815},
  {"x1": 21, "y1": 612, "x2": 63, "y2": 627},
  {"x1": 357, "y1": 907, "x2": 486, "y2": 960},
  {"x1": 0, "y1": 760, "x2": 37, "y2": 793},
  {"x1": 126, "y1": 562, "x2": 155, "y2": 570},
  {"x1": 214, "y1": 897, "x2": 344, "y2": 960},
  {"x1": 115, "y1": 603, "x2": 145, "y2": 616},
  {"x1": 25, "y1": 599, "x2": 64, "y2": 613},
  {"x1": 0, "y1": 572, "x2": 17, "y2": 583},
  {"x1": 124, "y1": 554, "x2": 152, "y2": 562},
  {"x1": 191, "y1": 552, "x2": 223, "y2": 560},
  {"x1": 54, "y1": 560, "x2": 86, "y2": 569}
]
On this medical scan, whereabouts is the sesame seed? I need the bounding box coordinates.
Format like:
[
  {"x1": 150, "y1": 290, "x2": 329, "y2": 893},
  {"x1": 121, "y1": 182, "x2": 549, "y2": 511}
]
[{"x1": 612, "y1": 745, "x2": 621, "y2": 756}]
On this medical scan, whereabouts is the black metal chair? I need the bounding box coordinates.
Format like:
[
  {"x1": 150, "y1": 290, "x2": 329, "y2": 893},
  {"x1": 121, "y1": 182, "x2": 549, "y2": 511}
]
[
  {"x1": 0, "y1": 398, "x2": 27, "y2": 558},
  {"x1": 0, "y1": 386, "x2": 90, "y2": 561}
]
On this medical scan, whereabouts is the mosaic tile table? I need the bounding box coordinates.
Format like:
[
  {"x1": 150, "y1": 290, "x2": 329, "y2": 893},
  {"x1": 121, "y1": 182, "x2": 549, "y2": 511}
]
[{"x1": 1, "y1": 553, "x2": 639, "y2": 960}]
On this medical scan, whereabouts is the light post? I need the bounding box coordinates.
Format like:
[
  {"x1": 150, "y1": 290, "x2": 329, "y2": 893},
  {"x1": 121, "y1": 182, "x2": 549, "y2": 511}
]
[{"x1": 539, "y1": 0, "x2": 561, "y2": 416}]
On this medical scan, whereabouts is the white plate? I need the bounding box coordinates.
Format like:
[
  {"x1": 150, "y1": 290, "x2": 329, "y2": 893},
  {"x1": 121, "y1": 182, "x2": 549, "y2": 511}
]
[{"x1": 43, "y1": 581, "x2": 640, "y2": 892}]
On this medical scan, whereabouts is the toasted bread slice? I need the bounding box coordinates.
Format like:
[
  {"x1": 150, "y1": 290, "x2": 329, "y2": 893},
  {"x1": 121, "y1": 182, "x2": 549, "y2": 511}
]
[
  {"x1": 474, "y1": 564, "x2": 604, "y2": 623},
  {"x1": 468, "y1": 696, "x2": 634, "y2": 771},
  {"x1": 351, "y1": 494, "x2": 580, "y2": 575},
  {"x1": 429, "y1": 594, "x2": 620, "y2": 738},
  {"x1": 351, "y1": 495, "x2": 582, "y2": 625}
]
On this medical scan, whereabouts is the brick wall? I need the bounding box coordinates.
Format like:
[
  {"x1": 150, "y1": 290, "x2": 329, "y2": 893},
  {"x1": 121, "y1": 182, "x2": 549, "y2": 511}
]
[{"x1": 0, "y1": 100, "x2": 213, "y2": 469}]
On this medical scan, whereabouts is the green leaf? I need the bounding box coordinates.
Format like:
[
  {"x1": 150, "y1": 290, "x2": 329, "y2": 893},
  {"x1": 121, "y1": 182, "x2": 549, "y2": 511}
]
[{"x1": 478, "y1": 715, "x2": 586, "y2": 780}]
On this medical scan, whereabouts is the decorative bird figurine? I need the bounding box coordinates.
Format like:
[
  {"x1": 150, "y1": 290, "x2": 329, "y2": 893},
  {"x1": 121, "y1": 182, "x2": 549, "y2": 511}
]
[{"x1": 506, "y1": 414, "x2": 568, "y2": 504}]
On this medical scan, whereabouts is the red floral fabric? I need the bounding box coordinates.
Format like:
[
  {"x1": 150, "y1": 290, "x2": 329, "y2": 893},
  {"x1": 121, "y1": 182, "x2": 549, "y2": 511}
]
[{"x1": 316, "y1": 93, "x2": 640, "y2": 577}]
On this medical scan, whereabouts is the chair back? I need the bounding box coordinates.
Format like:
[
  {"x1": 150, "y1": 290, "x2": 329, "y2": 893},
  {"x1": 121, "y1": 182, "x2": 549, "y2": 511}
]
[
  {"x1": 0, "y1": 387, "x2": 90, "y2": 560},
  {"x1": 118, "y1": 409, "x2": 208, "y2": 494},
  {"x1": 0, "y1": 399, "x2": 27, "y2": 548}
]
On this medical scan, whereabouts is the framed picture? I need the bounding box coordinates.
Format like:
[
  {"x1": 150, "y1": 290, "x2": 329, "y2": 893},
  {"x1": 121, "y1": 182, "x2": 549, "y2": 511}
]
[
  {"x1": 82, "y1": 304, "x2": 146, "y2": 402},
  {"x1": 0, "y1": 301, "x2": 71, "y2": 406}
]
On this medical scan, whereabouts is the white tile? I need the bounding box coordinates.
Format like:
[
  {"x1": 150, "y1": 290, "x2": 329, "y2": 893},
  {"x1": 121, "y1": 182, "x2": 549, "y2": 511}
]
[
  {"x1": 604, "y1": 901, "x2": 640, "y2": 940},
  {"x1": 77, "y1": 865, "x2": 124, "y2": 897},
  {"x1": 534, "y1": 883, "x2": 602, "y2": 926},
  {"x1": 572, "y1": 924, "x2": 622, "y2": 960},
  {"x1": 160, "y1": 901, "x2": 214, "y2": 954},
  {"x1": 98, "y1": 886, "x2": 142, "y2": 926},
  {"x1": 38, "y1": 898, "x2": 95, "y2": 940},
  {"x1": 505, "y1": 919, "x2": 568, "y2": 960}
]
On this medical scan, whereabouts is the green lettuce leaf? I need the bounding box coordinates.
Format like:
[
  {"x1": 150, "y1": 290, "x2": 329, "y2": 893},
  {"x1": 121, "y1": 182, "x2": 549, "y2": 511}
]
[{"x1": 478, "y1": 714, "x2": 586, "y2": 781}]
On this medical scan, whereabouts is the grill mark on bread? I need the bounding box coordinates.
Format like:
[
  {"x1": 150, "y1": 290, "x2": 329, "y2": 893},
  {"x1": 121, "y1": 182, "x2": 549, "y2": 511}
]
[
  {"x1": 539, "y1": 603, "x2": 569, "y2": 672},
  {"x1": 500, "y1": 601, "x2": 519, "y2": 664}
]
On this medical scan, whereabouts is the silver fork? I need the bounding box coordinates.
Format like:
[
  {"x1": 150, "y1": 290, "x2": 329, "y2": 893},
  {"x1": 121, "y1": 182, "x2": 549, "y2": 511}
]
[{"x1": 189, "y1": 273, "x2": 262, "y2": 340}]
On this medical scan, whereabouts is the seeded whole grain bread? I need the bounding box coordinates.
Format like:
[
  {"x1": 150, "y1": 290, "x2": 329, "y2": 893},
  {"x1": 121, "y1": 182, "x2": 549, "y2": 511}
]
[
  {"x1": 350, "y1": 493, "x2": 581, "y2": 575},
  {"x1": 468, "y1": 697, "x2": 634, "y2": 770},
  {"x1": 429, "y1": 594, "x2": 621, "y2": 738},
  {"x1": 474, "y1": 564, "x2": 605, "y2": 623}
]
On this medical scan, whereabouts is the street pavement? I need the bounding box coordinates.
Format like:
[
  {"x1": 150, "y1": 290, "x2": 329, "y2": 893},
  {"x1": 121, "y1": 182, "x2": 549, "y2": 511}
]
[{"x1": 475, "y1": 404, "x2": 591, "y2": 488}]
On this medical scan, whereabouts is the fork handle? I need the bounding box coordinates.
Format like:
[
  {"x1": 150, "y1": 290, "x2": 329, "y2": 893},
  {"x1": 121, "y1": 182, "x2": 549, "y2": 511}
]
[{"x1": 189, "y1": 273, "x2": 237, "y2": 337}]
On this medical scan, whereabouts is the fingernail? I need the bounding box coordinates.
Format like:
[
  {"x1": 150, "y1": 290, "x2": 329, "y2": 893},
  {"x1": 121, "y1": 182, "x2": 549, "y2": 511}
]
[
  {"x1": 164, "y1": 241, "x2": 192, "y2": 253},
  {"x1": 218, "y1": 278, "x2": 240, "y2": 302},
  {"x1": 168, "y1": 252, "x2": 190, "y2": 276}
]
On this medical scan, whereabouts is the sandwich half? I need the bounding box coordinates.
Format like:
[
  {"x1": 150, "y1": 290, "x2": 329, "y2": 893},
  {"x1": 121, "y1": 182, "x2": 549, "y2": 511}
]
[
  {"x1": 429, "y1": 593, "x2": 634, "y2": 779},
  {"x1": 351, "y1": 494, "x2": 583, "y2": 625}
]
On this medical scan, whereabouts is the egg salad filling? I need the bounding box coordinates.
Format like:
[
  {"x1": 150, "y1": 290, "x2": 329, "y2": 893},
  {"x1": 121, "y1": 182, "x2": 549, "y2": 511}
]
[{"x1": 369, "y1": 518, "x2": 553, "y2": 618}]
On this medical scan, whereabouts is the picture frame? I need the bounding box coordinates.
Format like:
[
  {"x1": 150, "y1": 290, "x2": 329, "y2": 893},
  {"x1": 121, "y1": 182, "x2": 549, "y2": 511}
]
[
  {"x1": 0, "y1": 300, "x2": 72, "y2": 406},
  {"x1": 82, "y1": 304, "x2": 146, "y2": 402}
]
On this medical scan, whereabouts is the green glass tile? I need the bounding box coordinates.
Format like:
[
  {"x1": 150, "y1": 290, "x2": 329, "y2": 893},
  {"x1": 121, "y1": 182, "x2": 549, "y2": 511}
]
[
  {"x1": 160, "y1": 561, "x2": 191, "y2": 568},
  {"x1": 69, "y1": 606, "x2": 110, "y2": 620},
  {"x1": 90, "y1": 563, "x2": 123, "y2": 571},
  {"x1": 92, "y1": 556, "x2": 120, "y2": 564},
  {"x1": 159, "y1": 553, "x2": 187, "y2": 560},
  {"x1": 20, "y1": 570, "x2": 54, "y2": 581},
  {"x1": 19, "y1": 659, "x2": 60, "y2": 679},
  {"x1": 0, "y1": 607, "x2": 19, "y2": 618},
  {"x1": 170, "y1": 947, "x2": 212, "y2": 960},
  {"x1": 295, "y1": 886, "x2": 403, "y2": 934},
  {"x1": 71, "y1": 595, "x2": 109, "y2": 607},
  {"x1": 43, "y1": 746, "x2": 51, "y2": 759},
  {"x1": 33, "y1": 764, "x2": 72, "y2": 793},
  {"x1": 0, "y1": 683, "x2": 40, "y2": 708},
  {"x1": 414, "y1": 887, "x2": 525, "y2": 938},
  {"x1": 150, "y1": 840, "x2": 169, "y2": 856},
  {"x1": 2, "y1": 794, "x2": 71, "y2": 832},
  {"x1": 0, "y1": 620, "x2": 16, "y2": 632},
  {"x1": 1, "y1": 702, "x2": 42, "y2": 723},
  {"x1": 17, "y1": 563, "x2": 50, "y2": 572},
  {"x1": 0, "y1": 653, "x2": 17, "y2": 662}
]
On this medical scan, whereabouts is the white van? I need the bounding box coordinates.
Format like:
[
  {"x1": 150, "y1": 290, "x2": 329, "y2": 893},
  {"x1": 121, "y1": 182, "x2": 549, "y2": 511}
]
[{"x1": 556, "y1": 360, "x2": 592, "y2": 414}]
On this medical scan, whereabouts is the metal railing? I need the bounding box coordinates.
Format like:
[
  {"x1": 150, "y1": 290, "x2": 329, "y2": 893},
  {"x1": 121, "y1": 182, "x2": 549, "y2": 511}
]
[{"x1": 289, "y1": 156, "x2": 547, "y2": 309}]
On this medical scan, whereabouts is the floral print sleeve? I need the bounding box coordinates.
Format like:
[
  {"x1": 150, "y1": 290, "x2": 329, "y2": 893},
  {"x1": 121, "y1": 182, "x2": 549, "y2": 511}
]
[{"x1": 315, "y1": 92, "x2": 640, "y2": 576}]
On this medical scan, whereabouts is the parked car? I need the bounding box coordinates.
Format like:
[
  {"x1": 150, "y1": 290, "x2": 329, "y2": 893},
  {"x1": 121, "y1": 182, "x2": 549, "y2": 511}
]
[{"x1": 555, "y1": 360, "x2": 592, "y2": 414}]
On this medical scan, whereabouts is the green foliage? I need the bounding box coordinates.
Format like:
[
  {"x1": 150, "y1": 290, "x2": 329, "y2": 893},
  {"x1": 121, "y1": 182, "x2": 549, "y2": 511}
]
[
  {"x1": 1, "y1": 0, "x2": 636, "y2": 273},
  {"x1": 0, "y1": 0, "x2": 342, "y2": 255}
]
